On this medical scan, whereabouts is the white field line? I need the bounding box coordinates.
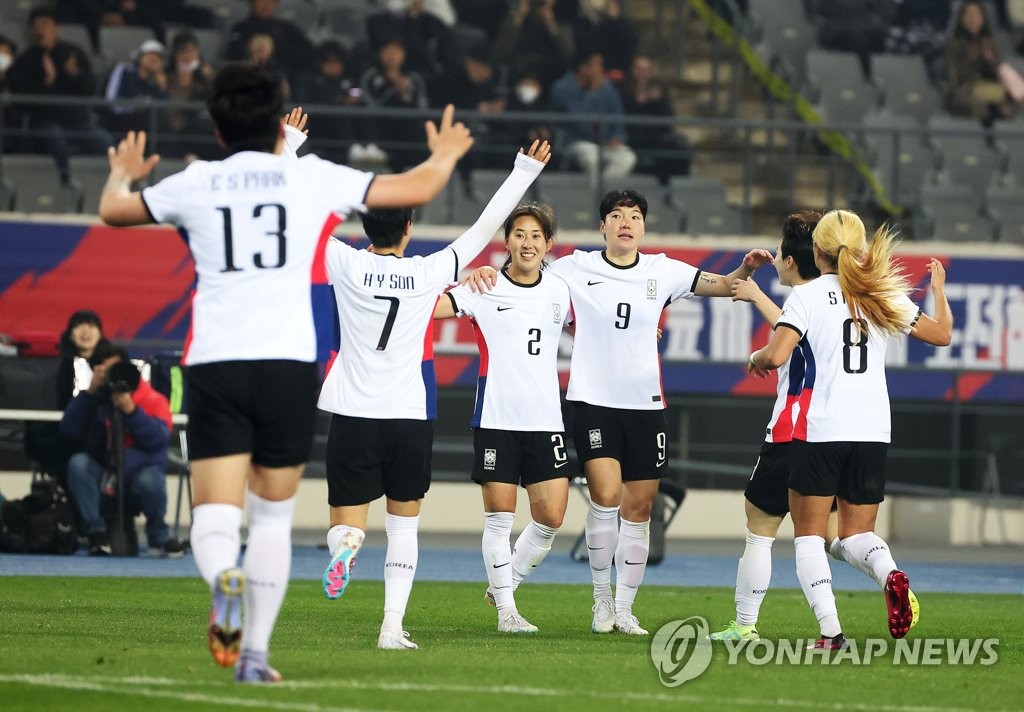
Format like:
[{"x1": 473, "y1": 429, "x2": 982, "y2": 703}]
[{"x1": 0, "y1": 674, "x2": 1003, "y2": 712}]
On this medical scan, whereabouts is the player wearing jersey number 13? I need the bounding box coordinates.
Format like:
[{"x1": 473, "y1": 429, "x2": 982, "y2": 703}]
[
  {"x1": 97, "y1": 63, "x2": 475, "y2": 681},
  {"x1": 468, "y1": 189, "x2": 773, "y2": 635},
  {"x1": 749, "y1": 210, "x2": 952, "y2": 649},
  {"x1": 434, "y1": 202, "x2": 572, "y2": 634}
]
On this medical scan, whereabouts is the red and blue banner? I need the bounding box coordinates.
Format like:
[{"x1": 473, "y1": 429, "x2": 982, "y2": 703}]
[{"x1": 2, "y1": 219, "x2": 1022, "y2": 402}]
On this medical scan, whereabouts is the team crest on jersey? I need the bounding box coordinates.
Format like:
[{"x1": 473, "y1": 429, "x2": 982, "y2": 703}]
[
  {"x1": 588, "y1": 429, "x2": 602, "y2": 448},
  {"x1": 646, "y1": 279, "x2": 658, "y2": 299},
  {"x1": 553, "y1": 303, "x2": 561, "y2": 323},
  {"x1": 483, "y1": 448, "x2": 497, "y2": 470}
]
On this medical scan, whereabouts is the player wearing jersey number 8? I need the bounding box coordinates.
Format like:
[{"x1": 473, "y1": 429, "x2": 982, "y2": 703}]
[
  {"x1": 467, "y1": 189, "x2": 773, "y2": 635},
  {"x1": 749, "y1": 210, "x2": 952, "y2": 649},
  {"x1": 434, "y1": 202, "x2": 572, "y2": 635}
]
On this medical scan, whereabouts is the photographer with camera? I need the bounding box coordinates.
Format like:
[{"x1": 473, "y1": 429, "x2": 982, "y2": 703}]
[{"x1": 60, "y1": 343, "x2": 179, "y2": 557}]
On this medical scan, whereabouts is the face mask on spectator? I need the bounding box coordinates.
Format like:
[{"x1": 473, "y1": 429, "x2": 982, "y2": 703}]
[
  {"x1": 516, "y1": 83, "x2": 541, "y2": 104},
  {"x1": 177, "y1": 58, "x2": 200, "y2": 73},
  {"x1": 0, "y1": 53, "x2": 12, "y2": 72}
]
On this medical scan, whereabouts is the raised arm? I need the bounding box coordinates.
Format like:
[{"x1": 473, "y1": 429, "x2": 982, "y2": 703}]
[
  {"x1": 731, "y1": 277, "x2": 782, "y2": 327},
  {"x1": 365, "y1": 104, "x2": 475, "y2": 208},
  {"x1": 909, "y1": 258, "x2": 952, "y2": 347},
  {"x1": 694, "y1": 249, "x2": 773, "y2": 297},
  {"x1": 98, "y1": 131, "x2": 161, "y2": 226}
]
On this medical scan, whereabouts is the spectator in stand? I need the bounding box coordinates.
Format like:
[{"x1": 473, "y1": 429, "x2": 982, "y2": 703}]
[
  {"x1": 6, "y1": 7, "x2": 113, "y2": 187},
  {"x1": 815, "y1": 0, "x2": 897, "y2": 76},
  {"x1": 945, "y1": 0, "x2": 1018, "y2": 122},
  {"x1": 103, "y1": 39, "x2": 168, "y2": 132},
  {"x1": 0, "y1": 36, "x2": 15, "y2": 92},
  {"x1": 162, "y1": 30, "x2": 216, "y2": 158},
  {"x1": 435, "y1": 43, "x2": 509, "y2": 189},
  {"x1": 225, "y1": 0, "x2": 314, "y2": 84},
  {"x1": 360, "y1": 36, "x2": 430, "y2": 172},
  {"x1": 550, "y1": 50, "x2": 636, "y2": 188},
  {"x1": 246, "y1": 33, "x2": 292, "y2": 100},
  {"x1": 54, "y1": 0, "x2": 160, "y2": 49},
  {"x1": 572, "y1": 0, "x2": 636, "y2": 81},
  {"x1": 500, "y1": 63, "x2": 555, "y2": 150},
  {"x1": 494, "y1": 0, "x2": 574, "y2": 89},
  {"x1": 366, "y1": 0, "x2": 457, "y2": 87},
  {"x1": 296, "y1": 40, "x2": 379, "y2": 164},
  {"x1": 617, "y1": 54, "x2": 691, "y2": 203}
]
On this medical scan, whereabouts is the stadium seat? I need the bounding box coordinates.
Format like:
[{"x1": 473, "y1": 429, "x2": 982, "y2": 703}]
[
  {"x1": 535, "y1": 173, "x2": 600, "y2": 231},
  {"x1": 186, "y1": 0, "x2": 249, "y2": 29},
  {"x1": 927, "y1": 115, "x2": 1002, "y2": 200},
  {"x1": 985, "y1": 183, "x2": 1024, "y2": 245},
  {"x1": 68, "y1": 156, "x2": 112, "y2": 214},
  {"x1": 615, "y1": 173, "x2": 685, "y2": 233},
  {"x1": 0, "y1": 176, "x2": 14, "y2": 212},
  {"x1": 918, "y1": 179, "x2": 994, "y2": 242},
  {"x1": 669, "y1": 175, "x2": 746, "y2": 234},
  {"x1": 804, "y1": 50, "x2": 878, "y2": 125},
  {"x1": 59, "y1": 22, "x2": 99, "y2": 56},
  {"x1": 320, "y1": 1, "x2": 374, "y2": 45},
  {"x1": 97, "y1": 25, "x2": 157, "y2": 75},
  {"x1": 276, "y1": 0, "x2": 320, "y2": 31},
  {"x1": 450, "y1": 169, "x2": 517, "y2": 227},
  {"x1": 862, "y1": 111, "x2": 936, "y2": 209},
  {"x1": 871, "y1": 54, "x2": 943, "y2": 126},
  {"x1": 3, "y1": 155, "x2": 84, "y2": 214},
  {"x1": 994, "y1": 121, "x2": 1024, "y2": 186},
  {"x1": 748, "y1": 0, "x2": 818, "y2": 82},
  {"x1": 0, "y1": 0, "x2": 32, "y2": 31}
]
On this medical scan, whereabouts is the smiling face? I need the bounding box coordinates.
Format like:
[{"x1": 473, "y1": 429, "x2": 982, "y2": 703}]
[
  {"x1": 600, "y1": 202, "x2": 645, "y2": 257},
  {"x1": 772, "y1": 240, "x2": 796, "y2": 287},
  {"x1": 70, "y1": 322, "x2": 102, "y2": 357},
  {"x1": 505, "y1": 215, "x2": 552, "y2": 279}
]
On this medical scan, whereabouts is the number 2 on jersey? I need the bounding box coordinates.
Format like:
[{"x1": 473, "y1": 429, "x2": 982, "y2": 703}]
[{"x1": 217, "y1": 204, "x2": 287, "y2": 272}]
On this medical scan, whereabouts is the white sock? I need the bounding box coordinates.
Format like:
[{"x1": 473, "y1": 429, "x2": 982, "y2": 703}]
[
  {"x1": 241, "y1": 491, "x2": 295, "y2": 653},
  {"x1": 382, "y1": 513, "x2": 419, "y2": 632},
  {"x1": 510, "y1": 520, "x2": 558, "y2": 589},
  {"x1": 795, "y1": 535, "x2": 841, "y2": 638},
  {"x1": 838, "y1": 531, "x2": 899, "y2": 588},
  {"x1": 327, "y1": 523, "x2": 366, "y2": 556},
  {"x1": 482, "y1": 511, "x2": 516, "y2": 611},
  {"x1": 735, "y1": 529, "x2": 774, "y2": 627},
  {"x1": 585, "y1": 502, "x2": 618, "y2": 601},
  {"x1": 614, "y1": 518, "x2": 650, "y2": 614},
  {"x1": 190, "y1": 503, "x2": 243, "y2": 588},
  {"x1": 827, "y1": 536, "x2": 843, "y2": 561}
]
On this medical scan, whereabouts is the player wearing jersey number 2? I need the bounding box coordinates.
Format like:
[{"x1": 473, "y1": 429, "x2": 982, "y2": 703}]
[
  {"x1": 98, "y1": 64, "x2": 475, "y2": 681},
  {"x1": 470, "y1": 189, "x2": 773, "y2": 635},
  {"x1": 749, "y1": 210, "x2": 952, "y2": 649},
  {"x1": 434, "y1": 202, "x2": 572, "y2": 634}
]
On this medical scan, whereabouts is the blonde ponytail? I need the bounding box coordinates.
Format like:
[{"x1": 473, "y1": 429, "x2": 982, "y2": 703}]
[{"x1": 813, "y1": 210, "x2": 912, "y2": 335}]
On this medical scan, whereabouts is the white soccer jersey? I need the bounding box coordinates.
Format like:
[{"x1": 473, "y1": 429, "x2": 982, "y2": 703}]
[
  {"x1": 776, "y1": 274, "x2": 920, "y2": 442},
  {"x1": 318, "y1": 152, "x2": 546, "y2": 420},
  {"x1": 142, "y1": 150, "x2": 373, "y2": 366},
  {"x1": 447, "y1": 270, "x2": 571, "y2": 431},
  {"x1": 548, "y1": 250, "x2": 700, "y2": 410},
  {"x1": 764, "y1": 344, "x2": 803, "y2": 443}
]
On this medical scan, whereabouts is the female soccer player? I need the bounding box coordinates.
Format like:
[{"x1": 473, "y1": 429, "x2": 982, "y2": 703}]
[
  {"x1": 434, "y1": 202, "x2": 572, "y2": 634},
  {"x1": 749, "y1": 209, "x2": 951, "y2": 648},
  {"x1": 471, "y1": 189, "x2": 772, "y2": 635}
]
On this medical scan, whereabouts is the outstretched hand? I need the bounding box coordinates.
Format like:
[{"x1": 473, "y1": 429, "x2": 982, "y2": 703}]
[
  {"x1": 520, "y1": 139, "x2": 552, "y2": 165},
  {"x1": 283, "y1": 106, "x2": 309, "y2": 135},
  {"x1": 742, "y1": 249, "x2": 773, "y2": 271},
  {"x1": 927, "y1": 258, "x2": 946, "y2": 291},
  {"x1": 107, "y1": 131, "x2": 160, "y2": 182},
  {"x1": 426, "y1": 104, "x2": 474, "y2": 162}
]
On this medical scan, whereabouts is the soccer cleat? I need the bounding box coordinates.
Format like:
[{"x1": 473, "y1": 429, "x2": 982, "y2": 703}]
[
  {"x1": 909, "y1": 589, "x2": 920, "y2": 628},
  {"x1": 484, "y1": 587, "x2": 495, "y2": 607},
  {"x1": 807, "y1": 633, "x2": 846, "y2": 650},
  {"x1": 498, "y1": 610, "x2": 538, "y2": 634},
  {"x1": 709, "y1": 620, "x2": 760, "y2": 641},
  {"x1": 591, "y1": 598, "x2": 614, "y2": 634},
  {"x1": 234, "y1": 653, "x2": 282, "y2": 683},
  {"x1": 377, "y1": 629, "x2": 418, "y2": 650},
  {"x1": 208, "y1": 567, "x2": 245, "y2": 668},
  {"x1": 614, "y1": 612, "x2": 649, "y2": 636},
  {"x1": 885, "y1": 569, "x2": 913, "y2": 639},
  {"x1": 323, "y1": 528, "x2": 365, "y2": 600}
]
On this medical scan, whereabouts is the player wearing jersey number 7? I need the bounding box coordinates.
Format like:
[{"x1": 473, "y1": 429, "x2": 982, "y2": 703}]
[
  {"x1": 467, "y1": 189, "x2": 773, "y2": 635},
  {"x1": 97, "y1": 63, "x2": 474, "y2": 682},
  {"x1": 749, "y1": 210, "x2": 952, "y2": 649},
  {"x1": 434, "y1": 202, "x2": 572, "y2": 635},
  {"x1": 318, "y1": 140, "x2": 552, "y2": 651}
]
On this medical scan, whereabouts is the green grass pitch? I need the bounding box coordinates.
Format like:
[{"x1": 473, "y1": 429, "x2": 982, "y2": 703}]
[{"x1": 1, "y1": 577, "x2": 1020, "y2": 711}]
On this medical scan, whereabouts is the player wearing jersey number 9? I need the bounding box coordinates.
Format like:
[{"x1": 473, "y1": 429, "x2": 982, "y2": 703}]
[{"x1": 749, "y1": 209, "x2": 952, "y2": 649}]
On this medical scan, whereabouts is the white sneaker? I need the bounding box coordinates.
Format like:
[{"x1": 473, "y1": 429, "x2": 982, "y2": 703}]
[
  {"x1": 591, "y1": 598, "x2": 614, "y2": 634},
  {"x1": 377, "y1": 629, "x2": 418, "y2": 650},
  {"x1": 614, "y1": 611, "x2": 649, "y2": 635},
  {"x1": 498, "y1": 610, "x2": 538, "y2": 634}
]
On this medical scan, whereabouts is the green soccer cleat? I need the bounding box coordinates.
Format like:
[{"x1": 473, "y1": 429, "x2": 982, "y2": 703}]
[
  {"x1": 709, "y1": 620, "x2": 760, "y2": 641},
  {"x1": 909, "y1": 589, "x2": 920, "y2": 628}
]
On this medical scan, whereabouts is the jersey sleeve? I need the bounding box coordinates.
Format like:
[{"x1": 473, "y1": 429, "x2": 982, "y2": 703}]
[
  {"x1": 776, "y1": 289, "x2": 808, "y2": 337},
  {"x1": 140, "y1": 167, "x2": 194, "y2": 225},
  {"x1": 323, "y1": 237, "x2": 356, "y2": 284},
  {"x1": 303, "y1": 155, "x2": 375, "y2": 217},
  {"x1": 446, "y1": 283, "x2": 477, "y2": 318},
  {"x1": 896, "y1": 293, "x2": 922, "y2": 335},
  {"x1": 445, "y1": 152, "x2": 547, "y2": 272},
  {"x1": 546, "y1": 253, "x2": 576, "y2": 280},
  {"x1": 665, "y1": 257, "x2": 701, "y2": 303},
  {"x1": 281, "y1": 123, "x2": 308, "y2": 160}
]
